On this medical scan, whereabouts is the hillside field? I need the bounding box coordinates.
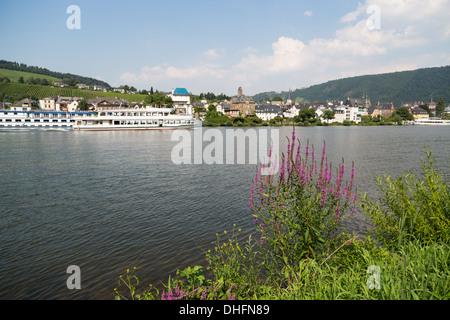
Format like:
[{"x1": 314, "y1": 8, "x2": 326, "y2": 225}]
[
  {"x1": 0, "y1": 82, "x2": 148, "y2": 104},
  {"x1": 0, "y1": 68, "x2": 61, "y2": 83}
]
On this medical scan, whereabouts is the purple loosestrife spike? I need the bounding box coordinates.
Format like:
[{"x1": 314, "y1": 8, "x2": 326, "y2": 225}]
[
  {"x1": 353, "y1": 190, "x2": 358, "y2": 204},
  {"x1": 295, "y1": 144, "x2": 301, "y2": 163},
  {"x1": 335, "y1": 206, "x2": 341, "y2": 220},
  {"x1": 201, "y1": 288, "x2": 207, "y2": 300},
  {"x1": 250, "y1": 182, "x2": 255, "y2": 209},
  {"x1": 344, "y1": 185, "x2": 350, "y2": 201},
  {"x1": 279, "y1": 155, "x2": 285, "y2": 180},
  {"x1": 228, "y1": 285, "x2": 234, "y2": 300}
]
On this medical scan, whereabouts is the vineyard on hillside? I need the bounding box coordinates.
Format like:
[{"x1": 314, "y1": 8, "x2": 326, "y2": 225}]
[{"x1": 0, "y1": 83, "x2": 148, "y2": 103}]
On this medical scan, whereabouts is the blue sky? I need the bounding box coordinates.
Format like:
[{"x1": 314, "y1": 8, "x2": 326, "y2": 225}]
[{"x1": 1, "y1": 0, "x2": 449, "y2": 96}]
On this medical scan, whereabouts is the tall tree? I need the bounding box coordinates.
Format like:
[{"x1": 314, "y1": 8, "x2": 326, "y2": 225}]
[
  {"x1": 392, "y1": 106, "x2": 414, "y2": 121},
  {"x1": 322, "y1": 110, "x2": 335, "y2": 123},
  {"x1": 436, "y1": 97, "x2": 446, "y2": 117}
]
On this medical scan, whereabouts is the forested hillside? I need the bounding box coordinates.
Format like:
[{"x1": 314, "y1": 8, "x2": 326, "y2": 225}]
[{"x1": 254, "y1": 66, "x2": 450, "y2": 106}]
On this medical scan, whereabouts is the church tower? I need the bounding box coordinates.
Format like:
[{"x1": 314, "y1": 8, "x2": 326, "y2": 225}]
[{"x1": 238, "y1": 87, "x2": 243, "y2": 97}]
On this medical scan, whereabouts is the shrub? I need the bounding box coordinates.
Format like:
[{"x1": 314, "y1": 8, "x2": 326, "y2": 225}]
[{"x1": 361, "y1": 147, "x2": 450, "y2": 250}]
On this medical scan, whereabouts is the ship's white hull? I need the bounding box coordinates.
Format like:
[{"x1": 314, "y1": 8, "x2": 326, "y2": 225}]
[
  {"x1": 414, "y1": 119, "x2": 450, "y2": 125},
  {"x1": 72, "y1": 107, "x2": 196, "y2": 131}
]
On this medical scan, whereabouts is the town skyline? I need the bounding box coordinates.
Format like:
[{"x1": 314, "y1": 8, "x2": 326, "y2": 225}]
[{"x1": 1, "y1": 0, "x2": 450, "y2": 96}]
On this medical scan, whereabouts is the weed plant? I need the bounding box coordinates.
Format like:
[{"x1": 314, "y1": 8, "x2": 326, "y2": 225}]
[{"x1": 114, "y1": 130, "x2": 449, "y2": 300}]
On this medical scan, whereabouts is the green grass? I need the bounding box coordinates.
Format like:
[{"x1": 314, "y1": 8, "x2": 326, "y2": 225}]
[
  {"x1": 0, "y1": 82, "x2": 148, "y2": 103},
  {"x1": 0, "y1": 68, "x2": 61, "y2": 83}
]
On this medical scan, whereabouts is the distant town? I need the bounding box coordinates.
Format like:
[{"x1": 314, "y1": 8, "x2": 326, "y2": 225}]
[{"x1": 2, "y1": 82, "x2": 450, "y2": 126}]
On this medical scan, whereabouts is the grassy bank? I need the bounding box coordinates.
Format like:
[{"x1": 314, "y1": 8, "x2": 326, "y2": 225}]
[{"x1": 115, "y1": 133, "x2": 449, "y2": 300}]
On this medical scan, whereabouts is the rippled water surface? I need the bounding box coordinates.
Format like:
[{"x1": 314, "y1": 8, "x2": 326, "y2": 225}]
[{"x1": 0, "y1": 126, "x2": 448, "y2": 299}]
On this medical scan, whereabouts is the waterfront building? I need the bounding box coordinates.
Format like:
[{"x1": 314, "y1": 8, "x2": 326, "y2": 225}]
[
  {"x1": 55, "y1": 97, "x2": 83, "y2": 112},
  {"x1": 255, "y1": 103, "x2": 283, "y2": 121},
  {"x1": 410, "y1": 106, "x2": 430, "y2": 120},
  {"x1": 230, "y1": 87, "x2": 256, "y2": 117},
  {"x1": 39, "y1": 96, "x2": 59, "y2": 110},
  {"x1": 11, "y1": 98, "x2": 36, "y2": 111},
  {"x1": 331, "y1": 105, "x2": 362, "y2": 123},
  {"x1": 168, "y1": 88, "x2": 191, "y2": 106},
  {"x1": 216, "y1": 101, "x2": 230, "y2": 115},
  {"x1": 87, "y1": 97, "x2": 129, "y2": 110},
  {"x1": 369, "y1": 102, "x2": 395, "y2": 118},
  {"x1": 39, "y1": 96, "x2": 84, "y2": 112}
]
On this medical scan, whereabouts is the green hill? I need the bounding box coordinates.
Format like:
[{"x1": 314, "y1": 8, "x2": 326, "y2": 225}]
[
  {"x1": 0, "y1": 82, "x2": 147, "y2": 104},
  {"x1": 0, "y1": 68, "x2": 61, "y2": 83},
  {"x1": 0, "y1": 59, "x2": 111, "y2": 88},
  {"x1": 253, "y1": 66, "x2": 450, "y2": 106}
]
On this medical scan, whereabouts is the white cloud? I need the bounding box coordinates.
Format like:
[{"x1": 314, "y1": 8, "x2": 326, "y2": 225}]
[
  {"x1": 202, "y1": 48, "x2": 226, "y2": 59},
  {"x1": 119, "y1": 64, "x2": 228, "y2": 91},
  {"x1": 340, "y1": 2, "x2": 365, "y2": 23},
  {"x1": 118, "y1": 0, "x2": 450, "y2": 94},
  {"x1": 304, "y1": 11, "x2": 313, "y2": 16},
  {"x1": 230, "y1": 0, "x2": 450, "y2": 93}
]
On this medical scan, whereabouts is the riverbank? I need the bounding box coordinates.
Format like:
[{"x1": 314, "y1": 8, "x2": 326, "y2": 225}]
[
  {"x1": 115, "y1": 132, "x2": 449, "y2": 301},
  {"x1": 202, "y1": 115, "x2": 417, "y2": 127}
]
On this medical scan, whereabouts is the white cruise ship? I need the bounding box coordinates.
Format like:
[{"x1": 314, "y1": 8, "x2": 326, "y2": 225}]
[
  {"x1": 0, "y1": 109, "x2": 94, "y2": 130},
  {"x1": 413, "y1": 118, "x2": 450, "y2": 125},
  {"x1": 72, "y1": 107, "x2": 196, "y2": 131}
]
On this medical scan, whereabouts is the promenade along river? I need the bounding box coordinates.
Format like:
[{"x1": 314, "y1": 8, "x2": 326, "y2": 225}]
[{"x1": 0, "y1": 126, "x2": 449, "y2": 299}]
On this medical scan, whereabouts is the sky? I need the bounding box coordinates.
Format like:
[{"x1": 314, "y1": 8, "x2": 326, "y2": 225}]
[{"x1": 1, "y1": 0, "x2": 449, "y2": 96}]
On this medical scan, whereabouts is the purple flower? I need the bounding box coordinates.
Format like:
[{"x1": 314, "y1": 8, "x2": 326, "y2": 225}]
[
  {"x1": 201, "y1": 288, "x2": 207, "y2": 300},
  {"x1": 353, "y1": 190, "x2": 358, "y2": 204}
]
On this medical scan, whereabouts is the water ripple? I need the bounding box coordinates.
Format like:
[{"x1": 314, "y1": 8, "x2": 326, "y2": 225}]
[{"x1": 0, "y1": 126, "x2": 449, "y2": 299}]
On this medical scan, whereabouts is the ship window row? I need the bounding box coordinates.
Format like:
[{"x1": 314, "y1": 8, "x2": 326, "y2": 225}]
[
  {"x1": 114, "y1": 119, "x2": 192, "y2": 125},
  {"x1": 2, "y1": 112, "x2": 71, "y2": 119},
  {"x1": 1, "y1": 119, "x2": 75, "y2": 123},
  {"x1": 0, "y1": 124, "x2": 72, "y2": 127},
  {"x1": 96, "y1": 112, "x2": 170, "y2": 117}
]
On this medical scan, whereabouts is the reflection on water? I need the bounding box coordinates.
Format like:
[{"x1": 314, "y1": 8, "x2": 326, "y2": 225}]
[{"x1": 0, "y1": 126, "x2": 448, "y2": 299}]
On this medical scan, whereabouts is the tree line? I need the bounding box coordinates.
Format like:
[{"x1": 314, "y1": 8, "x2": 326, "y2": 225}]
[{"x1": 0, "y1": 59, "x2": 111, "y2": 88}]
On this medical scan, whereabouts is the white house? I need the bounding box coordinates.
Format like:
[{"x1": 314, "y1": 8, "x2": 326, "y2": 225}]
[
  {"x1": 255, "y1": 104, "x2": 283, "y2": 121},
  {"x1": 93, "y1": 85, "x2": 107, "y2": 92},
  {"x1": 77, "y1": 83, "x2": 90, "y2": 90},
  {"x1": 331, "y1": 105, "x2": 362, "y2": 123},
  {"x1": 283, "y1": 105, "x2": 303, "y2": 118},
  {"x1": 39, "y1": 96, "x2": 59, "y2": 110},
  {"x1": 11, "y1": 98, "x2": 35, "y2": 111},
  {"x1": 56, "y1": 97, "x2": 84, "y2": 112}
]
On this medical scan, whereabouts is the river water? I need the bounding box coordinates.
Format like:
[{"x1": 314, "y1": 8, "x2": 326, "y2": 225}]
[{"x1": 0, "y1": 126, "x2": 448, "y2": 299}]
